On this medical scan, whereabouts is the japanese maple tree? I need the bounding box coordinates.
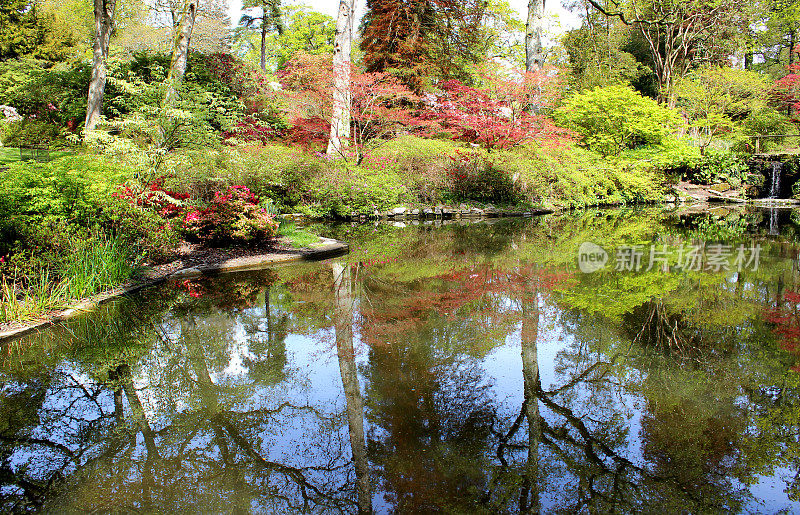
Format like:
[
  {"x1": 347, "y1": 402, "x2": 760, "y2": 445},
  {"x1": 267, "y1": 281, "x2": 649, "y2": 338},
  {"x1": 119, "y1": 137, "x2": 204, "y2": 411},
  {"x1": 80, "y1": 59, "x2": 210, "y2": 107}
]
[
  {"x1": 278, "y1": 53, "x2": 420, "y2": 161},
  {"x1": 417, "y1": 66, "x2": 572, "y2": 149}
]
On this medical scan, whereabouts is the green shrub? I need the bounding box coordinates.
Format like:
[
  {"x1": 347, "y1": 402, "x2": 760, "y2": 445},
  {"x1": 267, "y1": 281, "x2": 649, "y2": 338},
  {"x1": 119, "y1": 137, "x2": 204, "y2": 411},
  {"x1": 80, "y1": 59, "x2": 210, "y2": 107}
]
[
  {"x1": 1, "y1": 119, "x2": 64, "y2": 147},
  {"x1": 446, "y1": 151, "x2": 523, "y2": 204},
  {"x1": 0, "y1": 155, "x2": 132, "y2": 225},
  {"x1": 310, "y1": 165, "x2": 407, "y2": 216},
  {"x1": 555, "y1": 85, "x2": 682, "y2": 156},
  {"x1": 683, "y1": 152, "x2": 749, "y2": 185},
  {"x1": 502, "y1": 143, "x2": 664, "y2": 207},
  {"x1": 104, "y1": 198, "x2": 181, "y2": 263},
  {"x1": 372, "y1": 135, "x2": 460, "y2": 203},
  {"x1": 620, "y1": 137, "x2": 702, "y2": 174}
]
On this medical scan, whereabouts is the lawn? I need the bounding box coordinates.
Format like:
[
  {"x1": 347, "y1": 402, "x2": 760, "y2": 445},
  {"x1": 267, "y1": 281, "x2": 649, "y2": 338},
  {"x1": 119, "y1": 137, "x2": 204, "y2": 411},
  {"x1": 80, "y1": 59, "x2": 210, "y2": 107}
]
[{"x1": 0, "y1": 147, "x2": 73, "y2": 165}]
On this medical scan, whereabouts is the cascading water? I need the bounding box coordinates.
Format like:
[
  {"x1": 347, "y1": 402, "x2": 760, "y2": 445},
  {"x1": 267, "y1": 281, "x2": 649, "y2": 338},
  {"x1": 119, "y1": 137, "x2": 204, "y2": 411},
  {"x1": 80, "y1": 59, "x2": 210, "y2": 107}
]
[
  {"x1": 769, "y1": 161, "x2": 783, "y2": 199},
  {"x1": 769, "y1": 208, "x2": 780, "y2": 235}
]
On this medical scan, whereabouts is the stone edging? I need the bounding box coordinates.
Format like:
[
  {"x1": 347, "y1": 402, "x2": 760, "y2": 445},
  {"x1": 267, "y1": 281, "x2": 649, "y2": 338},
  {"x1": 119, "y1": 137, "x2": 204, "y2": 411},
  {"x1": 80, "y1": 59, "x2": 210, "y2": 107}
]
[
  {"x1": 342, "y1": 205, "x2": 554, "y2": 222},
  {"x1": 0, "y1": 238, "x2": 348, "y2": 343}
]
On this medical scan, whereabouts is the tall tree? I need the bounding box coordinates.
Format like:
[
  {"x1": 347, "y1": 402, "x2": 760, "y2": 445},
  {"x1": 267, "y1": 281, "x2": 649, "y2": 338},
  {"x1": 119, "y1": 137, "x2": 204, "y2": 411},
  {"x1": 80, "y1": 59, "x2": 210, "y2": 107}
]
[
  {"x1": 84, "y1": 0, "x2": 116, "y2": 130},
  {"x1": 584, "y1": 0, "x2": 751, "y2": 104},
  {"x1": 361, "y1": 0, "x2": 514, "y2": 88},
  {"x1": 525, "y1": 0, "x2": 546, "y2": 71},
  {"x1": 360, "y1": 0, "x2": 434, "y2": 89},
  {"x1": 332, "y1": 263, "x2": 372, "y2": 514},
  {"x1": 239, "y1": 0, "x2": 282, "y2": 72},
  {"x1": 164, "y1": 0, "x2": 198, "y2": 105},
  {"x1": 326, "y1": 0, "x2": 355, "y2": 157}
]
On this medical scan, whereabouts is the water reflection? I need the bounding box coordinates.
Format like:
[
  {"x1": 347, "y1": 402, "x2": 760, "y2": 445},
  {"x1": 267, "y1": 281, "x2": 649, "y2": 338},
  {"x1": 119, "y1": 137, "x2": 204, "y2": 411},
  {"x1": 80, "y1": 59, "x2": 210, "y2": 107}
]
[{"x1": 4, "y1": 208, "x2": 800, "y2": 512}]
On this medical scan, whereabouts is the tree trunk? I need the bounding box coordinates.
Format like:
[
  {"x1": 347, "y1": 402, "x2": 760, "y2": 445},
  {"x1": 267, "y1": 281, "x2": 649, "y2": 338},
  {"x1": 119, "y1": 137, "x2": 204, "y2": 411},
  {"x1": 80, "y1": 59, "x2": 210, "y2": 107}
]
[
  {"x1": 326, "y1": 0, "x2": 355, "y2": 157},
  {"x1": 164, "y1": 0, "x2": 198, "y2": 105},
  {"x1": 84, "y1": 0, "x2": 116, "y2": 131},
  {"x1": 333, "y1": 263, "x2": 372, "y2": 514},
  {"x1": 525, "y1": 0, "x2": 546, "y2": 72},
  {"x1": 519, "y1": 290, "x2": 541, "y2": 514},
  {"x1": 260, "y1": 18, "x2": 267, "y2": 72}
]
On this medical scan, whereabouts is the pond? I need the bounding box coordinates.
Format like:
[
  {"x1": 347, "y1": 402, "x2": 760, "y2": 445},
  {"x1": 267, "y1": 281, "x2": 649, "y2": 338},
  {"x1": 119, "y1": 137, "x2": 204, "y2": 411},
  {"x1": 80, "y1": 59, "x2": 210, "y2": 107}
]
[{"x1": 4, "y1": 206, "x2": 800, "y2": 513}]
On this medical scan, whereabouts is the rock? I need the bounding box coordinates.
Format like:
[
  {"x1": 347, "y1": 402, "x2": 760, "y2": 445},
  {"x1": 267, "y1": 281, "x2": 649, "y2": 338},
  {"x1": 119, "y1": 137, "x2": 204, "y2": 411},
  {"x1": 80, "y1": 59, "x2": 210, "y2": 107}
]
[
  {"x1": 470, "y1": 207, "x2": 484, "y2": 215},
  {"x1": 392, "y1": 222, "x2": 406, "y2": 228},
  {"x1": 459, "y1": 203, "x2": 468, "y2": 210},
  {"x1": 744, "y1": 184, "x2": 760, "y2": 198},
  {"x1": 664, "y1": 196, "x2": 677, "y2": 203},
  {"x1": 709, "y1": 183, "x2": 732, "y2": 193},
  {"x1": 423, "y1": 208, "x2": 433, "y2": 215},
  {"x1": 392, "y1": 207, "x2": 407, "y2": 215},
  {"x1": 172, "y1": 267, "x2": 201, "y2": 279},
  {"x1": 411, "y1": 208, "x2": 420, "y2": 215}
]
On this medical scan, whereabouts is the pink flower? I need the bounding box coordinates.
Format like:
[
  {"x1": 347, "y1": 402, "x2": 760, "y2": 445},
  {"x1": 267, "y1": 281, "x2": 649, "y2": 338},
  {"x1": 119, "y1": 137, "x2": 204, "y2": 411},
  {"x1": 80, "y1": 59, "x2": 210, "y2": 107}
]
[{"x1": 185, "y1": 211, "x2": 201, "y2": 223}]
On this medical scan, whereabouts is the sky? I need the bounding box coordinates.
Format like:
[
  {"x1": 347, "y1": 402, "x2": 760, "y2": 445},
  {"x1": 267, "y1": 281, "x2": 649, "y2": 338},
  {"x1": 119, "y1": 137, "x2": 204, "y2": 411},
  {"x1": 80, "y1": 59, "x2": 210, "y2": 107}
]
[{"x1": 227, "y1": 0, "x2": 582, "y2": 37}]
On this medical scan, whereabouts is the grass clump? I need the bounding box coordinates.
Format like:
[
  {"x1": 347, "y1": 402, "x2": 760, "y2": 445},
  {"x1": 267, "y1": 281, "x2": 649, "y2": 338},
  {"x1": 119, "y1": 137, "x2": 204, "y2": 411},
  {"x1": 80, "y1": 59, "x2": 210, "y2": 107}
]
[{"x1": 278, "y1": 222, "x2": 321, "y2": 248}]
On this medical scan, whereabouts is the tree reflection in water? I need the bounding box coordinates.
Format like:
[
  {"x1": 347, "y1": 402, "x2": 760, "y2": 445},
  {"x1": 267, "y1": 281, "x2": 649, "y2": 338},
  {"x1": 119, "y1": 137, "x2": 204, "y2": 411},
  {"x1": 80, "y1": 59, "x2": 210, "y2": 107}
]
[{"x1": 1, "y1": 210, "x2": 800, "y2": 512}]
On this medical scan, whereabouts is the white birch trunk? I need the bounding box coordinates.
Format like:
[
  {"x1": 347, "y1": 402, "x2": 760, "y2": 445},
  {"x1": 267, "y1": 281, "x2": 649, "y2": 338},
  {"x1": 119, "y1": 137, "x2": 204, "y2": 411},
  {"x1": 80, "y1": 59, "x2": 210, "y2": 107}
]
[
  {"x1": 326, "y1": 0, "x2": 355, "y2": 157},
  {"x1": 525, "y1": 0, "x2": 546, "y2": 72}
]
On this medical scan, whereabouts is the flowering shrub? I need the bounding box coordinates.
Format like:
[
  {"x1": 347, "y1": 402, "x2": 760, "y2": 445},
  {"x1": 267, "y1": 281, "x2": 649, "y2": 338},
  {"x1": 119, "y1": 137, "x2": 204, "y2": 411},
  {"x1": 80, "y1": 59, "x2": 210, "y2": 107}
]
[
  {"x1": 112, "y1": 178, "x2": 190, "y2": 218},
  {"x1": 222, "y1": 116, "x2": 284, "y2": 145},
  {"x1": 183, "y1": 186, "x2": 279, "y2": 243},
  {"x1": 447, "y1": 151, "x2": 522, "y2": 203}
]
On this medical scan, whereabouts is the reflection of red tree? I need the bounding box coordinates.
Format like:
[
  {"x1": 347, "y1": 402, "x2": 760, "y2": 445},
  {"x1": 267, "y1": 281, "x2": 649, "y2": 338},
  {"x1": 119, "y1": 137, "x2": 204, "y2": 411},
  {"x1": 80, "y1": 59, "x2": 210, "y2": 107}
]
[
  {"x1": 359, "y1": 263, "x2": 573, "y2": 351},
  {"x1": 766, "y1": 291, "x2": 800, "y2": 371}
]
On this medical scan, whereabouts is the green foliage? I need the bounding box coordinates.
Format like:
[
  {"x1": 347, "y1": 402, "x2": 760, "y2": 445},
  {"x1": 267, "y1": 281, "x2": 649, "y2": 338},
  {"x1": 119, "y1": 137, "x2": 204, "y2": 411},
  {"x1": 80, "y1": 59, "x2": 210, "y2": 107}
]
[
  {"x1": 497, "y1": 143, "x2": 664, "y2": 208},
  {"x1": 236, "y1": 6, "x2": 335, "y2": 71},
  {"x1": 562, "y1": 22, "x2": 646, "y2": 92},
  {"x1": 0, "y1": 0, "x2": 80, "y2": 61},
  {"x1": 0, "y1": 58, "x2": 89, "y2": 124},
  {"x1": 0, "y1": 155, "x2": 131, "y2": 225},
  {"x1": 1, "y1": 118, "x2": 63, "y2": 147},
  {"x1": 620, "y1": 137, "x2": 702, "y2": 173},
  {"x1": 309, "y1": 164, "x2": 407, "y2": 216},
  {"x1": 683, "y1": 152, "x2": 749, "y2": 186},
  {"x1": 555, "y1": 85, "x2": 682, "y2": 156},
  {"x1": 674, "y1": 67, "x2": 769, "y2": 151},
  {"x1": 371, "y1": 136, "x2": 460, "y2": 203},
  {"x1": 446, "y1": 151, "x2": 523, "y2": 204}
]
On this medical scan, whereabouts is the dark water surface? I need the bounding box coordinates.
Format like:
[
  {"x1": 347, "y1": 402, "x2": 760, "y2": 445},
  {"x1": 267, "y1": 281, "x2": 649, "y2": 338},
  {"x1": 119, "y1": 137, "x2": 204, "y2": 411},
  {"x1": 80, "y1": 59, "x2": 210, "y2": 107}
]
[{"x1": 5, "y1": 207, "x2": 800, "y2": 513}]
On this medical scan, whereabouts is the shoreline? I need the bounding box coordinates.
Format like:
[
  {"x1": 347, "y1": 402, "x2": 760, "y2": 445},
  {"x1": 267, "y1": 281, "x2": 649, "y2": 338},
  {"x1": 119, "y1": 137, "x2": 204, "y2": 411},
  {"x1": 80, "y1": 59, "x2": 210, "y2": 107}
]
[
  {"x1": 0, "y1": 237, "x2": 348, "y2": 343},
  {"x1": 2, "y1": 194, "x2": 798, "y2": 343}
]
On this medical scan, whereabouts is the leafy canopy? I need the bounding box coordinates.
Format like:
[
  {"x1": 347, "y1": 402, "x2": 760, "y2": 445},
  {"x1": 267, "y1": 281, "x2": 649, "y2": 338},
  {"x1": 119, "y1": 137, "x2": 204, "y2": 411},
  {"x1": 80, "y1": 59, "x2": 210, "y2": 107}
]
[{"x1": 555, "y1": 85, "x2": 682, "y2": 156}]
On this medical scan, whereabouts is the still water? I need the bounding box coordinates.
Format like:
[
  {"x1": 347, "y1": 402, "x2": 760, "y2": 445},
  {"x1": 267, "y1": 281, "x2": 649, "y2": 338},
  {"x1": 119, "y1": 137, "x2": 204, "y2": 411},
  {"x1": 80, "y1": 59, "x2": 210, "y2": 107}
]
[{"x1": 4, "y1": 207, "x2": 800, "y2": 513}]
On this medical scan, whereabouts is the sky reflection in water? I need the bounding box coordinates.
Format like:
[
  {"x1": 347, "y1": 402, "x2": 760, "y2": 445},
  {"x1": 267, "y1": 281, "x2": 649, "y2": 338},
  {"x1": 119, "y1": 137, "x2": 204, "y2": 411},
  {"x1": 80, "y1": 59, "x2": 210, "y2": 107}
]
[{"x1": 3, "y1": 206, "x2": 800, "y2": 513}]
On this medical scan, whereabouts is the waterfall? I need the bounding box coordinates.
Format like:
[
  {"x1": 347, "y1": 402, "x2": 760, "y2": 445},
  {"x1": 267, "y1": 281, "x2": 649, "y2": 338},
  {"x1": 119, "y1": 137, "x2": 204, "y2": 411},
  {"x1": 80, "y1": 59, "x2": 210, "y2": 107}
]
[
  {"x1": 769, "y1": 208, "x2": 780, "y2": 236},
  {"x1": 769, "y1": 161, "x2": 783, "y2": 199}
]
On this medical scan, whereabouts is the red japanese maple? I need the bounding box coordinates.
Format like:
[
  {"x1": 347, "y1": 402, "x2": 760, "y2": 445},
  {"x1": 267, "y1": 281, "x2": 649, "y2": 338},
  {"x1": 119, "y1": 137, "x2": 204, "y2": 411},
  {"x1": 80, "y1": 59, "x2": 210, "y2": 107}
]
[
  {"x1": 415, "y1": 66, "x2": 573, "y2": 149},
  {"x1": 772, "y1": 46, "x2": 800, "y2": 116},
  {"x1": 278, "y1": 53, "x2": 421, "y2": 160}
]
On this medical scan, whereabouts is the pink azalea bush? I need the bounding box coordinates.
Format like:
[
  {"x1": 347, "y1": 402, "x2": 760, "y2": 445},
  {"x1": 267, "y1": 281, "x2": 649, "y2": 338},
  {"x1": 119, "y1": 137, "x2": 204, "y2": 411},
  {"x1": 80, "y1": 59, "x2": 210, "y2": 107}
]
[{"x1": 182, "y1": 186, "x2": 279, "y2": 244}]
